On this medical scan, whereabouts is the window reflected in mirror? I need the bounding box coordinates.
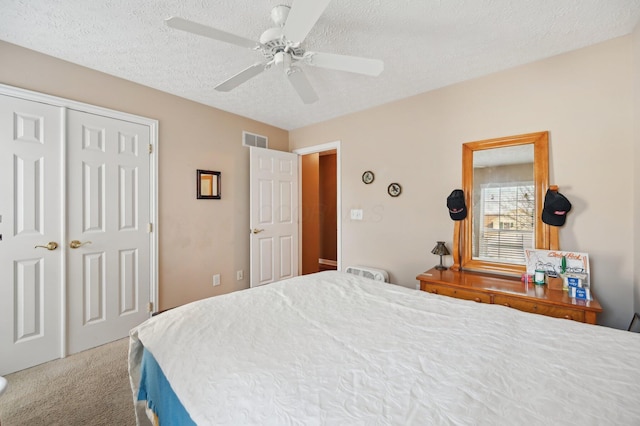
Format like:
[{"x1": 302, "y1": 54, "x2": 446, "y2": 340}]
[{"x1": 472, "y1": 145, "x2": 534, "y2": 265}]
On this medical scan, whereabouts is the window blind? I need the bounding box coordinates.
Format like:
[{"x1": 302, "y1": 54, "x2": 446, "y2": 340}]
[{"x1": 475, "y1": 183, "x2": 534, "y2": 264}]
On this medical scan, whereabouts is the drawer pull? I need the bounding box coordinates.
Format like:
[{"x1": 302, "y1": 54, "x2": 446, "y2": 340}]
[
  {"x1": 563, "y1": 315, "x2": 573, "y2": 320},
  {"x1": 503, "y1": 303, "x2": 511, "y2": 308},
  {"x1": 430, "y1": 289, "x2": 438, "y2": 294},
  {"x1": 474, "y1": 297, "x2": 482, "y2": 303}
]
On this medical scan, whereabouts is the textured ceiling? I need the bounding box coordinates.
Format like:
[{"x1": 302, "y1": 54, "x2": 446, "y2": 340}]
[{"x1": 1, "y1": 1, "x2": 639, "y2": 130}]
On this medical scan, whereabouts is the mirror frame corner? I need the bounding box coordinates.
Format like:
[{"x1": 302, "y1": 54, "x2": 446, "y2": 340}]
[{"x1": 458, "y1": 131, "x2": 550, "y2": 276}]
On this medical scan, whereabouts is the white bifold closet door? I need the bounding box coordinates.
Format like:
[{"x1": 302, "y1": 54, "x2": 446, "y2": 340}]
[
  {"x1": 66, "y1": 109, "x2": 151, "y2": 355},
  {"x1": 0, "y1": 95, "x2": 64, "y2": 375},
  {"x1": 0, "y1": 93, "x2": 153, "y2": 375}
]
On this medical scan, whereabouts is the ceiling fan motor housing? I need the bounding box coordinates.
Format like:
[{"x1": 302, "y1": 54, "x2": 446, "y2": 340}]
[
  {"x1": 259, "y1": 5, "x2": 306, "y2": 62},
  {"x1": 259, "y1": 28, "x2": 304, "y2": 61}
]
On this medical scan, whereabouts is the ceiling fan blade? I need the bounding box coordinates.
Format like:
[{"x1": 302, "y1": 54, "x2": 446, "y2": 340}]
[
  {"x1": 304, "y1": 52, "x2": 384, "y2": 76},
  {"x1": 166, "y1": 17, "x2": 260, "y2": 49},
  {"x1": 282, "y1": 0, "x2": 332, "y2": 43},
  {"x1": 286, "y1": 67, "x2": 319, "y2": 104},
  {"x1": 214, "y1": 63, "x2": 268, "y2": 92}
]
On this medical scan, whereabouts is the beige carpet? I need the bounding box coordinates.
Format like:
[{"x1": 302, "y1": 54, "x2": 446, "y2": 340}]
[{"x1": 0, "y1": 338, "x2": 136, "y2": 426}]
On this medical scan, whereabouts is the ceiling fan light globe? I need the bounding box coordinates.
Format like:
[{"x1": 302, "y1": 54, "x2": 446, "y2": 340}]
[{"x1": 274, "y1": 51, "x2": 291, "y2": 68}]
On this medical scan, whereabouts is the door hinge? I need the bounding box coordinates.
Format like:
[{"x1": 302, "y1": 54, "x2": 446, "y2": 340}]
[
  {"x1": 148, "y1": 223, "x2": 153, "y2": 233},
  {"x1": 148, "y1": 144, "x2": 153, "y2": 154},
  {"x1": 147, "y1": 302, "x2": 154, "y2": 313}
]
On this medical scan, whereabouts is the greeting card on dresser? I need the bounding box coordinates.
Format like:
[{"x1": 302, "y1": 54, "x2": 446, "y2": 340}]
[{"x1": 524, "y1": 249, "x2": 590, "y2": 279}]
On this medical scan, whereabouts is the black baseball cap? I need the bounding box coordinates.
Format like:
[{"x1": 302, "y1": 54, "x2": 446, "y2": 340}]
[
  {"x1": 542, "y1": 190, "x2": 572, "y2": 226},
  {"x1": 447, "y1": 189, "x2": 467, "y2": 221}
]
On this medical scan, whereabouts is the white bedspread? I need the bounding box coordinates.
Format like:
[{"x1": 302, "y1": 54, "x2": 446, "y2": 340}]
[{"x1": 130, "y1": 271, "x2": 640, "y2": 425}]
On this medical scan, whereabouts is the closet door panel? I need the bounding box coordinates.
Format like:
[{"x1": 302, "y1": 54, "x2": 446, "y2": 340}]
[
  {"x1": 66, "y1": 109, "x2": 151, "y2": 354},
  {"x1": 0, "y1": 94, "x2": 63, "y2": 375}
]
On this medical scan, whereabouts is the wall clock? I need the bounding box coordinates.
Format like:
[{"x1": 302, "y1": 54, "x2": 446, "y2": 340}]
[
  {"x1": 388, "y1": 183, "x2": 402, "y2": 197},
  {"x1": 362, "y1": 170, "x2": 374, "y2": 184}
]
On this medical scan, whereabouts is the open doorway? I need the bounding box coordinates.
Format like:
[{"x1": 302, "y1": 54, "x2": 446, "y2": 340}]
[{"x1": 294, "y1": 142, "x2": 341, "y2": 275}]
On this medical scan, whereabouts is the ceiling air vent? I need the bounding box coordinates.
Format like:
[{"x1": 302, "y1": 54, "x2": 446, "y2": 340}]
[{"x1": 243, "y1": 131, "x2": 268, "y2": 148}]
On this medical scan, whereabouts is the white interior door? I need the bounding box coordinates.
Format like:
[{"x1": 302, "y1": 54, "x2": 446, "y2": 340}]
[
  {"x1": 250, "y1": 147, "x2": 299, "y2": 287},
  {"x1": 0, "y1": 94, "x2": 63, "y2": 375},
  {"x1": 66, "y1": 109, "x2": 152, "y2": 354}
]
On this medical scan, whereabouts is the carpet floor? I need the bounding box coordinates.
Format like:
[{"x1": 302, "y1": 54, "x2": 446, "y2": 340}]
[{"x1": 0, "y1": 338, "x2": 135, "y2": 426}]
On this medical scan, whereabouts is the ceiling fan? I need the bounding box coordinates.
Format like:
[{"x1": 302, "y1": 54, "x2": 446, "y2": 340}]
[{"x1": 165, "y1": 1, "x2": 384, "y2": 104}]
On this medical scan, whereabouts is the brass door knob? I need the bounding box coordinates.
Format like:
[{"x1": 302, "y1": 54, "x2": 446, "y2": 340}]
[
  {"x1": 34, "y1": 242, "x2": 58, "y2": 250},
  {"x1": 251, "y1": 228, "x2": 265, "y2": 234},
  {"x1": 70, "y1": 240, "x2": 92, "y2": 249}
]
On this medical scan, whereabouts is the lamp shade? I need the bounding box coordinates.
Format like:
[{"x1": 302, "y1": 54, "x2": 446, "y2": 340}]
[{"x1": 431, "y1": 241, "x2": 450, "y2": 256}]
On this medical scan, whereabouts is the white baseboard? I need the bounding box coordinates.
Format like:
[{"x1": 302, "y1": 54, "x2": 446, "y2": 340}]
[{"x1": 319, "y1": 258, "x2": 337, "y2": 267}]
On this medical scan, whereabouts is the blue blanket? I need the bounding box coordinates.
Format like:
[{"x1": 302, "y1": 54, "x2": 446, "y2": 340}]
[{"x1": 137, "y1": 348, "x2": 196, "y2": 425}]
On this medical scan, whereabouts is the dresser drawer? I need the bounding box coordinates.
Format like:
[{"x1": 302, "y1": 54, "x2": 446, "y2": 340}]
[
  {"x1": 492, "y1": 295, "x2": 586, "y2": 322},
  {"x1": 420, "y1": 282, "x2": 491, "y2": 304}
]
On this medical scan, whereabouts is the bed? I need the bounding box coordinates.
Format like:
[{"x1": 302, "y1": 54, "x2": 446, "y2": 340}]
[{"x1": 129, "y1": 271, "x2": 640, "y2": 425}]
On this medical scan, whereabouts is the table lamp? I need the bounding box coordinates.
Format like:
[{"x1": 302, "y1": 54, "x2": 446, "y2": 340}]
[{"x1": 431, "y1": 241, "x2": 450, "y2": 271}]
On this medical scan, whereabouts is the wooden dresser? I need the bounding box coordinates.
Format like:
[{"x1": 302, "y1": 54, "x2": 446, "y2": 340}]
[{"x1": 417, "y1": 267, "x2": 603, "y2": 324}]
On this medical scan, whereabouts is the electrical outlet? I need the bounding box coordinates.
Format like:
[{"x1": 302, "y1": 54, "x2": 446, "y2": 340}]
[
  {"x1": 212, "y1": 274, "x2": 221, "y2": 287},
  {"x1": 236, "y1": 270, "x2": 244, "y2": 280}
]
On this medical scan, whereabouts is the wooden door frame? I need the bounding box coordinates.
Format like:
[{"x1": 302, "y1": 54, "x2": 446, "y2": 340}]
[
  {"x1": 293, "y1": 141, "x2": 341, "y2": 272},
  {"x1": 0, "y1": 83, "x2": 159, "y2": 358}
]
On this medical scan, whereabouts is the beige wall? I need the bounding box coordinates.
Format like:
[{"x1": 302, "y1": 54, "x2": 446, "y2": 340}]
[
  {"x1": 0, "y1": 41, "x2": 288, "y2": 310},
  {"x1": 634, "y1": 24, "x2": 640, "y2": 316},
  {"x1": 290, "y1": 36, "x2": 634, "y2": 329},
  {"x1": 2, "y1": 34, "x2": 635, "y2": 329}
]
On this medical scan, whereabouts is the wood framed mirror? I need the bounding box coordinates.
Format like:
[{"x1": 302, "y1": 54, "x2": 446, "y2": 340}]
[
  {"x1": 197, "y1": 169, "x2": 221, "y2": 199},
  {"x1": 457, "y1": 131, "x2": 550, "y2": 276}
]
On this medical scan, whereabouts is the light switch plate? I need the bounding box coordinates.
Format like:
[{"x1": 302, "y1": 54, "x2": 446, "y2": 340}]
[{"x1": 350, "y1": 209, "x2": 363, "y2": 220}]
